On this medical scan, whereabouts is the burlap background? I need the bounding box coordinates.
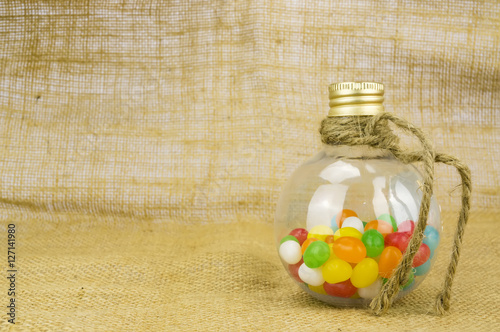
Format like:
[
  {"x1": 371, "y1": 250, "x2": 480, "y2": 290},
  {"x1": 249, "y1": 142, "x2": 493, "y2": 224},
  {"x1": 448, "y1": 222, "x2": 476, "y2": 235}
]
[{"x1": 0, "y1": 0, "x2": 499, "y2": 330}]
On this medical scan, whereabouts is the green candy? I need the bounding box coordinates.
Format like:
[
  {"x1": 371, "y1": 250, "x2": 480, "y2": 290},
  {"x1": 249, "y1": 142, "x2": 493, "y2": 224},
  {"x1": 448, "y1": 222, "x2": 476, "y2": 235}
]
[
  {"x1": 378, "y1": 213, "x2": 398, "y2": 232},
  {"x1": 303, "y1": 241, "x2": 330, "y2": 268},
  {"x1": 382, "y1": 270, "x2": 415, "y2": 290},
  {"x1": 361, "y1": 229, "x2": 385, "y2": 257},
  {"x1": 280, "y1": 235, "x2": 299, "y2": 245}
]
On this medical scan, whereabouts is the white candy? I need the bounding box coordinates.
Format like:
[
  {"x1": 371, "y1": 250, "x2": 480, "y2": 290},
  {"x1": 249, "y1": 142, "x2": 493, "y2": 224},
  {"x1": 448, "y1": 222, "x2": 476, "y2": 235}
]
[
  {"x1": 279, "y1": 241, "x2": 302, "y2": 264},
  {"x1": 341, "y1": 216, "x2": 365, "y2": 234},
  {"x1": 298, "y1": 264, "x2": 325, "y2": 286},
  {"x1": 358, "y1": 278, "x2": 383, "y2": 299}
]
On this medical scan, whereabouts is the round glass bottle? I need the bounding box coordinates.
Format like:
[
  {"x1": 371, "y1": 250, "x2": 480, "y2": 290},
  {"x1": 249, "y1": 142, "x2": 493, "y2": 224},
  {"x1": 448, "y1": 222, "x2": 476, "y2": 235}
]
[{"x1": 275, "y1": 83, "x2": 441, "y2": 306}]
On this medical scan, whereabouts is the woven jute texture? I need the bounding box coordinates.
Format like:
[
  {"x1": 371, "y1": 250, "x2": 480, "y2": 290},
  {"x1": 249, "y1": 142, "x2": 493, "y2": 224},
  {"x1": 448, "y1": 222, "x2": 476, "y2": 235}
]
[{"x1": 0, "y1": 0, "x2": 499, "y2": 330}]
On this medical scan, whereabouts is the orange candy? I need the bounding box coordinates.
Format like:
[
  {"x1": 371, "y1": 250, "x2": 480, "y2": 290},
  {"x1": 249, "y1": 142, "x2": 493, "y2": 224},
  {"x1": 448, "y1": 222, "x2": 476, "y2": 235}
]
[
  {"x1": 378, "y1": 246, "x2": 403, "y2": 278},
  {"x1": 332, "y1": 237, "x2": 367, "y2": 264},
  {"x1": 364, "y1": 220, "x2": 394, "y2": 238},
  {"x1": 301, "y1": 238, "x2": 318, "y2": 254},
  {"x1": 336, "y1": 209, "x2": 358, "y2": 228}
]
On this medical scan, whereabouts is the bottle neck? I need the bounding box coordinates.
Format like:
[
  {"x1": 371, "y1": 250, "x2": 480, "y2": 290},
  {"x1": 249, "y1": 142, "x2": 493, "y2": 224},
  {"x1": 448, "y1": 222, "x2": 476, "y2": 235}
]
[{"x1": 323, "y1": 144, "x2": 394, "y2": 159}]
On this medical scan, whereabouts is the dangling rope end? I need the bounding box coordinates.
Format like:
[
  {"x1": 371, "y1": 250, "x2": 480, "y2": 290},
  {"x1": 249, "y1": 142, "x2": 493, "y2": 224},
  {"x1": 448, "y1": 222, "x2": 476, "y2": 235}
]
[{"x1": 434, "y1": 292, "x2": 450, "y2": 315}]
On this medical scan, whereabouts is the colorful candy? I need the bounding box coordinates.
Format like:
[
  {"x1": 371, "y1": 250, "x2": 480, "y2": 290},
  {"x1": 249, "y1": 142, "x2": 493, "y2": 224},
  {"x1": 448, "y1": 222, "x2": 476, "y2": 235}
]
[
  {"x1": 412, "y1": 243, "x2": 430, "y2": 267},
  {"x1": 378, "y1": 213, "x2": 398, "y2": 232},
  {"x1": 333, "y1": 227, "x2": 363, "y2": 241},
  {"x1": 280, "y1": 235, "x2": 299, "y2": 245},
  {"x1": 378, "y1": 246, "x2": 403, "y2": 278},
  {"x1": 308, "y1": 284, "x2": 328, "y2": 295},
  {"x1": 364, "y1": 220, "x2": 394, "y2": 237},
  {"x1": 301, "y1": 238, "x2": 318, "y2": 254},
  {"x1": 279, "y1": 240, "x2": 302, "y2": 264},
  {"x1": 322, "y1": 258, "x2": 352, "y2": 284},
  {"x1": 303, "y1": 241, "x2": 330, "y2": 268},
  {"x1": 423, "y1": 225, "x2": 440, "y2": 255},
  {"x1": 351, "y1": 258, "x2": 379, "y2": 288},
  {"x1": 298, "y1": 264, "x2": 324, "y2": 286},
  {"x1": 323, "y1": 279, "x2": 357, "y2": 298},
  {"x1": 384, "y1": 232, "x2": 410, "y2": 253},
  {"x1": 307, "y1": 225, "x2": 334, "y2": 241},
  {"x1": 414, "y1": 259, "x2": 431, "y2": 276},
  {"x1": 341, "y1": 216, "x2": 365, "y2": 234},
  {"x1": 358, "y1": 278, "x2": 383, "y2": 299},
  {"x1": 361, "y1": 229, "x2": 385, "y2": 257},
  {"x1": 288, "y1": 259, "x2": 303, "y2": 282},
  {"x1": 336, "y1": 209, "x2": 358, "y2": 228},
  {"x1": 397, "y1": 220, "x2": 415, "y2": 234},
  {"x1": 332, "y1": 237, "x2": 366, "y2": 263},
  {"x1": 289, "y1": 228, "x2": 309, "y2": 245}
]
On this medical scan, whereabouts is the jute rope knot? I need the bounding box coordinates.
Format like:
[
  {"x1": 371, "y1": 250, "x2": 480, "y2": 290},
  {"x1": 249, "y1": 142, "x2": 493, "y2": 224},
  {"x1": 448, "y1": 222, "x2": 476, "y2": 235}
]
[{"x1": 319, "y1": 113, "x2": 472, "y2": 316}]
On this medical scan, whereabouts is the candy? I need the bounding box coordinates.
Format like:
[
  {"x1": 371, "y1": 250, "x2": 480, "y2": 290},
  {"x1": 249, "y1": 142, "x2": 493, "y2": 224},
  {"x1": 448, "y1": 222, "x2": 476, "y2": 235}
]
[
  {"x1": 323, "y1": 279, "x2": 357, "y2": 298},
  {"x1": 364, "y1": 220, "x2": 394, "y2": 237},
  {"x1": 288, "y1": 259, "x2": 304, "y2": 282},
  {"x1": 397, "y1": 220, "x2": 415, "y2": 234},
  {"x1": 307, "y1": 225, "x2": 334, "y2": 241},
  {"x1": 414, "y1": 259, "x2": 431, "y2": 276},
  {"x1": 301, "y1": 238, "x2": 318, "y2": 254},
  {"x1": 412, "y1": 243, "x2": 430, "y2": 267},
  {"x1": 279, "y1": 240, "x2": 303, "y2": 264},
  {"x1": 384, "y1": 232, "x2": 411, "y2": 253},
  {"x1": 402, "y1": 270, "x2": 415, "y2": 290},
  {"x1": 378, "y1": 246, "x2": 403, "y2": 278},
  {"x1": 377, "y1": 213, "x2": 398, "y2": 232},
  {"x1": 336, "y1": 209, "x2": 358, "y2": 228},
  {"x1": 308, "y1": 284, "x2": 327, "y2": 295},
  {"x1": 289, "y1": 228, "x2": 308, "y2": 245},
  {"x1": 298, "y1": 264, "x2": 324, "y2": 286},
  {"x1": 351, "y1": 258, "x2": 379, "y2": 288},
  {"x1": 303, "y1": 241, "x2": 330, "y2": 268},
  {"x1": 333, "y1": 227, "x2": 363, "y2": 241},
  {"x1": 423, "y1": 225, "x2": 440, "y2": 255},
  {"x1": 332, "y1": 237, "x2": 367, "y2": 264},
  {"x1": 280, "y1": 235, "x2": 299, "y2": 245},
  {"x1": 341, "y1": 217, "x2": 365, "y2": 234},
  {"x1": 358, "y1": 278, "x2": 383, "y2": 299},
  {"x1": 322, "y1": 259, "x2": 352, "y2": 284},
  {"x1": 361, "y1": 229, "x2": 385, "y2": 257}
]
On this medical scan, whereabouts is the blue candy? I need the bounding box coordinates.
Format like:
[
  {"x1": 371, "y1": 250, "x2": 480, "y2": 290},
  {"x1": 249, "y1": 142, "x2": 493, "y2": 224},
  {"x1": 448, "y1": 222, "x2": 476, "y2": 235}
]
[
  {"x1": 414, "y1": 259, "x2": 431, "y2": 276},
  {"x1": 423, "y1": 225, "x2": 440, "y2": 257}
]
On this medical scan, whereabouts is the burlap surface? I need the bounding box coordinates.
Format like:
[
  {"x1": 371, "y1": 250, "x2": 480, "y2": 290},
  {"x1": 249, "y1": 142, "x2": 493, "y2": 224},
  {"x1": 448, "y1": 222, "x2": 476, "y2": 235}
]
[{"x1": 0, "y1": 0, "x2": 499, "y2": 330}]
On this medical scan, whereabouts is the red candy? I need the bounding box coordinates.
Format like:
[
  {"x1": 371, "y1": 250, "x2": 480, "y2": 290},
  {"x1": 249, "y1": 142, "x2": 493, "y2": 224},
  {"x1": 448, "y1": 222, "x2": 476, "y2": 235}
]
[
  {"x1": 289, "y1": 228, "x2": 308, "y2": 245},
  {"x1": 412, "y1": 243, "x2": 431, "y2": 267},
  {"x1": 397, "y1": 220, "x2": 415, "y2": 234},
  {"x1": 385, "y1": 232, "x2": 411, "y2": 253},
  {"x1": 288, "y1": 259, "x2": 304, "y2": 282},
  {"x1": 323, "y1": 279, "x2": 357, "y2": 298}
]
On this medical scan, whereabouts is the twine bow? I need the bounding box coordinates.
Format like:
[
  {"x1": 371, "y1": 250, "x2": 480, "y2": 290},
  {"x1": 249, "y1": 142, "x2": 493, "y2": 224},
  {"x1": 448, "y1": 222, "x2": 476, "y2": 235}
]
[{"x1": 319, "y1": 113, "x2": 472, "y2": 315}]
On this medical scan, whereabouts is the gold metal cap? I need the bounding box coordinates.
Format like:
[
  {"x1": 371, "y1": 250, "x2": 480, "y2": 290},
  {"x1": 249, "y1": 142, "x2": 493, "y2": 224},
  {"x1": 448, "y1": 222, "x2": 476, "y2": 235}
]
[{"x1": 328, "y1": 82, "x2": 384, "y2": 117}]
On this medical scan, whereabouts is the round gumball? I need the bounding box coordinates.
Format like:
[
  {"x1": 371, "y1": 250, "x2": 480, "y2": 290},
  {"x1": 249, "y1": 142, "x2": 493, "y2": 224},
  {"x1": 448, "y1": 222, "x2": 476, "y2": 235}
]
[
  {"x1": 384, "y1": 232, "x2": 411, "y2": 253},
  {"x1": 322, "y1": 259, "x2": 352, "y2": 284},
  {"x1": 361, "y1": 229, "x2": 385, "y2": 257},
  {"x1": 298, "y1": 264, "x2": 324, "y2": 286},
  {"x1": 341, "y1": 217, "x2": 365, "y2": 234},
  {"x1": 377, "y1": 214, "x2": 398, "y2": 232},
  {"x1": 301, "y1": 237, "x2": 318, "y2": 254},
  {"x1": 323, "y1": 279, "x2": 357, "y2": 298},
  {"x1": 397, "y1": 220, "x2": 415, "y2": 234},
  {"x1": 412, "y1": 243, "x2": 430, "y2": 267},
  {"x1": 289, "y1": 228, "x2": 308, "y2": 245},
  {"x1": 280, "y1": 235, "x2": 299, "y2": 245},
  {"x1": 358, "y1": 278, "x2": 383, "y2": 299},
  {"x1": 336, "y1": 209, "x2": 358, "y2": 228},
  {"x1": 288, "y1": 259, "x2": 304, "y2": 283},
  {"x1": 351, "y1": 258, "x2": 379, "y2": 288},
  {"x1": 333, "y1": 227, "x2": 363, "y2": 241},
  {"x1": 364, "y1": 220, "x2": 394, "y2": 237},
  {"x1": 378, "y1": 246, "x2": 403, "y2": 278},
  {"x1": 279, "y1": 240, "x2": 302, "y2": 264},
  {"x1": 303, "y1": 241, "x2": 330, "y2": 268},
  {"x1": 332, "y1": 237, "x2": 367, "y2": 264}
]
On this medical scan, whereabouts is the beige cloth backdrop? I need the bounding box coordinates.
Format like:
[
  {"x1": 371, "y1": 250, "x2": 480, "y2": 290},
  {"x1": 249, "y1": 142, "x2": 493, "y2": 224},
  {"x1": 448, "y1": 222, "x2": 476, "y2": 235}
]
[{"x1": 0, "y1": 0, "x2": 499, "y2": 330}]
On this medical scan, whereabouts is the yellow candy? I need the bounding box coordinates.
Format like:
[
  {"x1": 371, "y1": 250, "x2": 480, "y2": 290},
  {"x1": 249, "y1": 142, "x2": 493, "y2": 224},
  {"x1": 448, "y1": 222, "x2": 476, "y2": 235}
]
[
  {"x1": 327, "y1": 244, "x2": 338, "y2": 261},
  {"x1": 307, "y1": 225, "x2": 334, "y2": 241},
  {"x1": 350, "y1": 258, "x2": 379, "y2": 288},
  {"x1": 333, "y1": 227, "x2": 363, "y2": 241},
  {"x1": 322, "y1": 259, "x2": 352, "y2": 284},
  {"x1": 308, "y1": 284, "x2": 327, "y2": 295}
]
